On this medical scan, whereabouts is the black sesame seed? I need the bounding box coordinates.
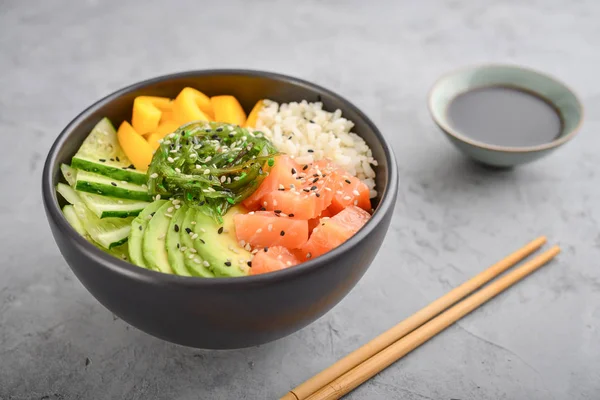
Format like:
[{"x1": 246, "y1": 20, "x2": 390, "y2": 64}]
[
  {"x1": 218, "y1": 227, "x2": 224, "y2": 234},
  {"x1": 174, "y1": 224, "x2": 180, "y2": 232},
  {"x1": 205, "y1": 128, "x2": 211, "y2": 132},
  {"x1": 224, "y1": 261, "x2": 232, "y2": 266},
  {"x1": 229, "y1": 132, "x2": 235, "y2": 137},
  {"x1": 313, "y1": 174, "x2": 319, "y2": 177},
  {"x1": 110, "y1": 158, "x2": 115, "y2": 162},
  {"x1": 115, "y1": 156, "x2": 120, "y2": 162},
  {"x1": 274, "y1": 210, "x2": 282, "y2": 214},
  {"x1": 315, "y1": 193, "x2": 321, "y2": 197},
  {"x1": 247, "y1": 261, "x2": 252, "y2": 267},
  {"x1": 211, "y1": 134, "x2": 219, "y2": 140},
  {"x1": 259, "y1": 207, "x2": 266, "y2": 211},
  {"x1": 278, "y1": 188, "x2": 285, "y2": 191},
  {"x1": 216, "y1": 127, "x2": 223, "y2": 132},
  {"x1": 307, "y1": 149, "x2": 314, "y2": 153},
  {"x1": 99, "y1": 158, "x2": 106, "y2": 162},
  {"x1": 176, "y1": 243, "x2": 180, "y2": 249},
  {"x1": 185, "y1": 227, "x2": 192, "y2": 234},
  {"x1": 291, "y1": 168, "x2": 297, "y2": 175},
  {"x1": 345, "y1": 179, "x2": 352, "y2": 184},
  {"x1": 139, "y1": 225, "x2": 142, "y2": 231},
  {"x1": 317, "y1": 94, "x2": 322, "y2": 102},
  {"x1": 264, "y1": 247, "x2": 268, "y2": 252},
  {"x1": 150, "y1": 212, "x2": 156, "y2": 217},
  {"x1": 128, "y1": 164, "x2": 135, "y2": 169},
  {"x1": 303, "y1": 188, "x2": 310, "y2": 192},
  {"x1": 289, "y1": 214, "x2": 295, "y2": 217},
  {"x1": 280, "y1": 230, "x2": 285, "y2": 236},
  {"x1": 199, "y1": 238, "x2": 205, "y2": 244},
  {"x1": 302, "y1": 165, "x2": 308, "y2": 170},
  {"x1": 311, "y1": 186, "x2": 317, "y2": 191},
  {"x1": 181, "y1": 130, "x2": 185, "y2": 136},
  {"x1": 313, "y1": 178, "x2": 319, "y2": 183},
  {"x1": 110, "y1": 182, "x2": 117, "y2": 186}
]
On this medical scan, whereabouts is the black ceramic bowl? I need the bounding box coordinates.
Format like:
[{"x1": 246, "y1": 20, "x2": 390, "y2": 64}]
[{"x1": 42, "y1": 70, "x2": 398, "y2": 349}]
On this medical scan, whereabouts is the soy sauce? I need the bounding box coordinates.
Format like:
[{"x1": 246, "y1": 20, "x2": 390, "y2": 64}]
[{"x1": 447, "y1": 86, "x2": 563, "y2": 147}]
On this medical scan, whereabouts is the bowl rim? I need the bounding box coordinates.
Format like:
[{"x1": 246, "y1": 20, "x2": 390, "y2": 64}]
[
  {"x1": 427, "y1": 63, "x2": 584, "y2": 153},
  {"x1": 42, "y1": 68, "x2": 398, "y2": 287}
]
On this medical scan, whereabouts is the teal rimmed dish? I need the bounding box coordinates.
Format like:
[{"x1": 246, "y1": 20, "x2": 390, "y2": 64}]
[{"x1": 428, "y1": 64, "x2": 584, "y2": 167}]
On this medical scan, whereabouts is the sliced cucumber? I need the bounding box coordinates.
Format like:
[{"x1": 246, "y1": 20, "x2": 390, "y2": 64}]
[
  {"x1": 128, "y1": 200, "x2": 166, "y2": 269},
  {"x1": 75, "y1": 170, "x2": 153, "y2": 201},
  {"x1": 142, "y1": 202, "x2": 173, "y2": 274},
  {"x1": 106, "y1": 242, "x2": 129, "y2": 262},
  {"x1": 61, "y1": 163, "x2": 78, "y2": 186},
  {"x1": 62, "y1": 205, "x2": 87, "y2": 236},
  {"x1": 181, "y1": 208, "x2": 214, "y2": 278},
  {"x1": 73, "y1": 202, "x2": 133, "y2": 249},
  {"x1": 71, "y1": 118, "x2": 147, "y2": 185},
  {"x1": 77, "y1": 191, "x2": 149, "y2": 219},
  {"x1": 166, "y1": 205, "x2": 191, "y2": 276},
  {"x1": 57, "y1": 183, "x2": 81, "y2": 205}
]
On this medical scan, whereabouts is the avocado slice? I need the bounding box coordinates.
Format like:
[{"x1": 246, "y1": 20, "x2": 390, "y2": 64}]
[
  {"x1": 191, "y1": 206, "x2": 251, "y2": 277},
  {"x1": 180, "y1": 208, "x2": 214, "y2": 278},
  {"x1": 129, "y1": 200, "x2": 166, "y2": 269},
  {"x1": 143, "y1": 201, "x2": 174, "y2": 274},
  {"x1": 166, "y1": 205, "x2": 191, "y2": 276}
]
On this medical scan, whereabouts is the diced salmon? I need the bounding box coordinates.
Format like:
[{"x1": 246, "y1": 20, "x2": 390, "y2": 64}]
[
  {"x1": 234, "y1": 211, "x2": 309, "y2": 249},
  {"x1": 308, "y1": 208, "x2": 333, "y2": 234},
  {"x1": 251, "y1": 246, "x2": 301, "y2": 275},
  {"x1": 299, "y1": 206, "x2": 371, "y2": 260},
  {"x1": 242, "y1": 155, "x2": 299, "y2": 210},
  {"x1": 328, "y1": 171, "x2": 371, "y2": 215}
]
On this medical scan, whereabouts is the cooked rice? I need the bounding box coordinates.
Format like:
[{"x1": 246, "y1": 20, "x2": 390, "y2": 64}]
[{"x1": 254, "y1": 100, "x2": 378, "y2": 198}]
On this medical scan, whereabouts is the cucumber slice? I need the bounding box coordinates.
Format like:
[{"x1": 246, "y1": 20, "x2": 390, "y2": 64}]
[
  {"x1": 73, "y1": 202, "x2": 133, "y2": 249},
  {"x1": 77, "y1": 191, "x2": 149, "y2": 219},
  {"x1": 180, "y1": 208, "x2": 214, "y2": 278},
  {"x1": 166, "y1": 205, "x2": 191, "y2": 276},
  {"x1": 60, "y1": 163, "x2": 77, "y2": 186},
  {"x1": 75, "y1": 170, "x2": 153, "y2": 201},
  {"x1": 71, "y1": 118, "x2": 147, "y2": 185},
  {"x1": 56, "y1": 183, "x2": 81, "y2": 205},
  {"x1": 142, "y1": 201, "x2": 173, "y2": 274},
  {"x1": 106, "y1": 242, "x2": 129, "y2": 262},
  {"x1": 62, "y1": 205, "x2": 87, "y2": 236},
  {"x1": 128, "y1": 200, "x2": 166, "y2": 269}
]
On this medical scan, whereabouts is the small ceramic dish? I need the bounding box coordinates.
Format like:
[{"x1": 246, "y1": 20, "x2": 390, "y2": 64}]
[{"x1": 428, "y1": 64, "x2": 583, "y2": 167}]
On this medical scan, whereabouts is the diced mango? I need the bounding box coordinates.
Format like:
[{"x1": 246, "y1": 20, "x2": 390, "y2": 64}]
[
  {"x1": 131, "y1": 96, "x2": 173, "y2": 135},
  {"x1": 146, "y1": 121, "x2": 181, "y2": 150},
  {"x1": 117, "y1": 121, "x2": 154, "y2": 171},
  {"x1": 173, "y1": 88, "x2": 213, "y2": 124},
  {"x1": 244, "y1": 99, "x2": 265, "y2": 128},
  {"x1": 160, "y1": 110, "x2": 176, "y2": 124},
  {"x1": 211, "y1": 95, "x2": 246, "y2": 126}
]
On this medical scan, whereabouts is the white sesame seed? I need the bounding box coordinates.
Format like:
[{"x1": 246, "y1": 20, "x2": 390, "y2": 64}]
[
  {"x1": 277, "y1": 255, "x2": 282, "y2": 260},
  {"x1": 191, "y1": 233, "x2": 199, "y2": 240},
  {"x1": 196, "y1": 164, "x2": 202, "y2": 169},
  {"x1": 172, "y1": 199, "x2": 181, "y2": 205},
  {"x1": 175, "y1": 167, "x2": 181, "y2": 173},
  {"x1": 155, "y1": 194, "x2": 161, "y2": 200},
  {"x1": 354, "y1": 200, "x2": 358, "y2": 205},
  {"x1": 167, "y1": 157, "x2": 174, "y2": 163},
  {"x1": 263, "y1": 201, "x2": 268, "y2": 207},
  {"x1": 286, "y1": 261, "x2": 292, "y2": 266},
  {"x1": 175, "y1": 204, "x2": 181, "y2": 209},
  {"x1": 306, "y1": 252, "x2": 312, "y2": 259},
  {"x1": 273, "y1": 199, "x2": 278, "y2": 206},
  {"x1": 244, "y1": 243, "x2": 252, "y2": 251},
  {"x1": 203, "y1": 261, "x2": 210, "y2": 267},
  {"x1": 240, "y1": 240, "x2": 246, "y2": 246},
  {"x1": 189, "y1": 248, "x2": 197, "y2": 253},
  {"x1": 167, "y1": 207, "x2": 174, "y2": 213},
  {"x1": 199, "y1": 227, "x2": 205, "y2": 232},
  {"x1": 249, "y1": 211, "x2": 255, "y2": 215},
  {"x1": 168, "y1": 133, "x2": 176, "y2": 138},
  {"x1": 278, "y1": 184, "x2": 285, "y2": 190},
  {"x1": 325, "y1": 187, "x2": 332, "y2": 192},
  {"x1": 191, "y1": 221, "x2": 196, "y2": 225},
  {"x1": 165, "y1": 213, "x2": 173, "y2": 218},
  {"x1": 343, "y1": 196, "x2": 352, "y2": 201},
  {"x1": 353, "y1": 190, "x2": 360, "y2": 196},
  {"x1": 220, "y1": 176, "x2": 226, "y2": 183},
  {"x1": 204, "y1": 169, "x2": 210, "y2": 175},
  {"x1": 223, "y1": 229, "x2": 229, "y2": 234},
  {"x1": 150, "y1": 173, "x2": 158, "y2": 179},
  {"x1": 180, "y1": 246, "x2": 187, "y2": 252},
  {"x1": 205, "y1": 156, "x2": 212, "y2": 163},
  {"x1": 256, "y1": 228, "x2": 262, "y2": 233},
  {"x1": 188, "y1": 254, "x2": 194, "y2": 259},
  {"x1": 252, "y1": 249, "x2": 259, "y2": 254},
  {"x1": 194, "y1": 258, "x2": 202, "y2": 264},
  {"x1": 267, "y1": 224, "x2": 273, "y2": 232},
  {"x1": 158, "y1": 234, "x2": 165, "y2": 240}
]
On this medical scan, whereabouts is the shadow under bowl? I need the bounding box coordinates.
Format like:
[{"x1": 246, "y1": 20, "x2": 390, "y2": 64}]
[
  {"x1": 428, "y1": 64, "x2": 583, "y2": 167},
  {"x1": 42, "y1": 69, "x2": 399, "y2": 349}
]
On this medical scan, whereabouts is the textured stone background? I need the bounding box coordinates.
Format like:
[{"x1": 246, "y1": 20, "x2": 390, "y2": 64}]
[{"x1": 1, "y1": 0, "x2": 599, "y2": 399}]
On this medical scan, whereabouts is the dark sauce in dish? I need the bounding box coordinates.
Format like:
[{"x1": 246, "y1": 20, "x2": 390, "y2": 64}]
[{"x1": 447, "y1": 86, "x2": 563, "y2": 147}]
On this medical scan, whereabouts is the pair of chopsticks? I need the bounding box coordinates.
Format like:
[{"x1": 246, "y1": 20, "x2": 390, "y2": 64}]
[{"x1": 281, "y1": 236, "x2": 559, "y2": 400}]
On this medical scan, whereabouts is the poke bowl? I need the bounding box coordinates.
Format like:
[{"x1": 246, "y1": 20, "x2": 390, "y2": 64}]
[{"x1": 42, "y1": 70, "x2": 398, "y2": 349}]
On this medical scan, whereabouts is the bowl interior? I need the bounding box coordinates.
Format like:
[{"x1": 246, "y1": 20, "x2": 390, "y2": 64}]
[
  {"x1": 428, "y1": 64, "x2": 583, "y2": 151},
  {"x1": 46, "y1": 70, "x2": 395, "y2": 281}
]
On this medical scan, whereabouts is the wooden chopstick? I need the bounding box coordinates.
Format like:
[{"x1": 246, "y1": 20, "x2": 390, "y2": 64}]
[
  {"x1": 281, "y1": 236, "x2": 548, "y2": 400},
  {"x1": 303, "y1": 245, "x2": 560, "y2": 400}
]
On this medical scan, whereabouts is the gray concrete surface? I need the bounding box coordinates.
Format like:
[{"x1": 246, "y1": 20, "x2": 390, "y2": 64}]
[{"x1": 1, "y1": 0, "x2": 599, "y2": 398}]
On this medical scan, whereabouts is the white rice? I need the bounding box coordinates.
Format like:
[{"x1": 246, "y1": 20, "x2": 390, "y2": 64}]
[{"x1": 254, "y1": 100, "x2": 378, "y2": 198}]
